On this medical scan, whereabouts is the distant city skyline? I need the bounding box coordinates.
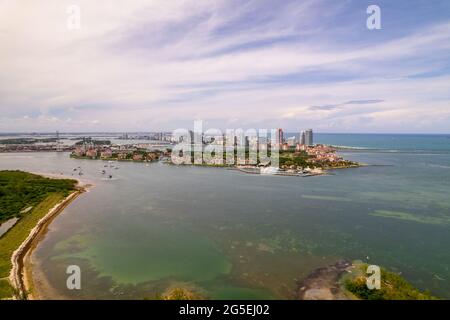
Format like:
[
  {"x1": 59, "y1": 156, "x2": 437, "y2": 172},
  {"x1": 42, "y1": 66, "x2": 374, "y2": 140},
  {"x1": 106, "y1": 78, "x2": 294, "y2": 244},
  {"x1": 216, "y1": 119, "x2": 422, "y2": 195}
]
[{"x1": 1, "y1": 0, "x2": 450, "y2": 133}]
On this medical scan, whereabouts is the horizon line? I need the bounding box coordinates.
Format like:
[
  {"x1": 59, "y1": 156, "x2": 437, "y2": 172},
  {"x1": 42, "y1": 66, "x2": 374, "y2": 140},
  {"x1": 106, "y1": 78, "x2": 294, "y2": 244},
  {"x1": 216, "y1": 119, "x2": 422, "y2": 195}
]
[{"x1": 1, "y1": 131, "x2": 450, "y2": 136}]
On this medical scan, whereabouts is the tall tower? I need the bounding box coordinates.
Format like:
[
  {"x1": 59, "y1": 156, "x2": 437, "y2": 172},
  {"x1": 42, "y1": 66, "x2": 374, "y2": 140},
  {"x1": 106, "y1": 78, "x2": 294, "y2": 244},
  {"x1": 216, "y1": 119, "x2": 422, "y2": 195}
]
[
  {"x1": 305, "y1": 129, "x2": 313, "y2": 146},
  {"x1": 277, "y1": 128, "x2": 284, "y2": 145},
  {"x1": 300, "y1": 131, "x2": 306, "y2": 145}
]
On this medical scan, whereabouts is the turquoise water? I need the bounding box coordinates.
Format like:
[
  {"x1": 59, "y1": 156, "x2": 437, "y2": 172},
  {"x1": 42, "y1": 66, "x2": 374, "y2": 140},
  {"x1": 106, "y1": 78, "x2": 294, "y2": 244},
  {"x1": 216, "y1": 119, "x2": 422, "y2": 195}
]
[
  {"x1": 0, "y1": 133, "x2": 449, "y2": 299},
  {"x1": 314, "y1": 133, "x2": 450, "y2": 152}
]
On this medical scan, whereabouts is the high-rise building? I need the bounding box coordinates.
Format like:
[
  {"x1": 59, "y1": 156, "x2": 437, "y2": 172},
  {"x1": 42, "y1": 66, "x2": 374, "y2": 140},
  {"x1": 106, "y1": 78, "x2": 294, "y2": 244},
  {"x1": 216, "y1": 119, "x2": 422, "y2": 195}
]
[
  {"x1": 277, "y1": 128, "x2": 284, "y2": 144},
  {"x1": 300, "y1": 131, "x2": 306, "y2": 145},
  {"x1": 287, "y1": 136, "x2": 296, "y2": 147},
  {"x1": 305, "y1": 129, "x2": 313, "y2": 146}
]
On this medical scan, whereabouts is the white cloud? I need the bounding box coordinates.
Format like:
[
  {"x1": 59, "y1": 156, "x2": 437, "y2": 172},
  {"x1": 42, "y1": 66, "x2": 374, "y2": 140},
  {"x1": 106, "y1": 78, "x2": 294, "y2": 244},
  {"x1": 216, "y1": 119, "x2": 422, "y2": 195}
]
[{"x1": 0, "y1": 0, "x2": 449, "y2": 132}]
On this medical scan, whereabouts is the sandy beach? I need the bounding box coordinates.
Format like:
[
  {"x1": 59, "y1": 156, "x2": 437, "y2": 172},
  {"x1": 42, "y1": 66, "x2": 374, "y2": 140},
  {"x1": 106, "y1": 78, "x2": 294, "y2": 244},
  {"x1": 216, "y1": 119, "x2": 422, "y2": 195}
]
[{"x1": 8, "y1": 175, "x2": 91, "y2": 300}]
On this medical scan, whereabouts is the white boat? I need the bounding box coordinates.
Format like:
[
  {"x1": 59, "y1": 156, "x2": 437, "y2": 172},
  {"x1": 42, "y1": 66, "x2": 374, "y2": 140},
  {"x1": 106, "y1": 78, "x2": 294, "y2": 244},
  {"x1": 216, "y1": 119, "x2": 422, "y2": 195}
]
[{"x1": 260, "y1": 167, "x2": 279, "y2": 175}]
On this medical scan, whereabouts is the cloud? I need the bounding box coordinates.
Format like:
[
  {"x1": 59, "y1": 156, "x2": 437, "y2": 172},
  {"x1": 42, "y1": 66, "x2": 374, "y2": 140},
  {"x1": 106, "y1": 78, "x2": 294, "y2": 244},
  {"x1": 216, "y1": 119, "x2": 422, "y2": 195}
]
[
  {"x1": 0, "y1": 0, "x2": 450, "y2": 132},
  {"x1": 310, "y1": 99, "x2": 385, "y2": 111}
]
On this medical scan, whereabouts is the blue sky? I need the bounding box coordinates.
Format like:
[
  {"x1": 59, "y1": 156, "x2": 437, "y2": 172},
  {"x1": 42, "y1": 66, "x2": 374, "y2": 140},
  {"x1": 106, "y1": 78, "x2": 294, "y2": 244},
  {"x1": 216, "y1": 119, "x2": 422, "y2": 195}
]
[{"x1": 0, "y1": 0, "x2": 449, "y2": 132}]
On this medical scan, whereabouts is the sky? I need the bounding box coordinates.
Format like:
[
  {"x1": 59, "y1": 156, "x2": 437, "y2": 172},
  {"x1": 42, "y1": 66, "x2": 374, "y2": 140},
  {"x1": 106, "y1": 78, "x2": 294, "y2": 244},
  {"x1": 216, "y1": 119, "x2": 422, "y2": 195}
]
[{"x1": 0, "y1": 0, "x2": 450, "y2": 133}]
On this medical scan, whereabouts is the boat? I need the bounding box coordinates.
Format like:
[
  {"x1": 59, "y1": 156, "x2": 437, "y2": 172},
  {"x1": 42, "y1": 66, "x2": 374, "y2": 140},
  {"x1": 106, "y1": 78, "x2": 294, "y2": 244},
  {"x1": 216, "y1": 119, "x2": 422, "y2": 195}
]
[{"x1": 260, "y1": 167, "x2": 279, "y2": 175}]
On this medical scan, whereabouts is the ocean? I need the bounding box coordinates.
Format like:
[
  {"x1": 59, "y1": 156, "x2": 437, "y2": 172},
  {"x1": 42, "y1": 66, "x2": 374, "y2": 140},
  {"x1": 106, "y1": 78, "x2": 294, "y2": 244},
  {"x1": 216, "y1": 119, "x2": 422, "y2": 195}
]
[{"x1": 0, "y1": 133, "x2": 449, "y2": 299}]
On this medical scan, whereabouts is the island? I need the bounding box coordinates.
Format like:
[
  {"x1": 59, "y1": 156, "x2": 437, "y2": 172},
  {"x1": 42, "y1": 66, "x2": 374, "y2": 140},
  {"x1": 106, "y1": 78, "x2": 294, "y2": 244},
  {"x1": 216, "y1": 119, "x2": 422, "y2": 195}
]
[{"x1": 69, "y1": 141, "x2": 360, "y2": 177}]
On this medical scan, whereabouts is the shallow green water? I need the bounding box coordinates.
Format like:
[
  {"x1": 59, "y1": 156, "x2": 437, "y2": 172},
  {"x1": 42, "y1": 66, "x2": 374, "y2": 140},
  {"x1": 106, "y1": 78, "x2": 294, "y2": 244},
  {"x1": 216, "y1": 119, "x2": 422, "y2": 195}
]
[{"x1": 0, "y1": 147, "x2": 449, "y2": 299}]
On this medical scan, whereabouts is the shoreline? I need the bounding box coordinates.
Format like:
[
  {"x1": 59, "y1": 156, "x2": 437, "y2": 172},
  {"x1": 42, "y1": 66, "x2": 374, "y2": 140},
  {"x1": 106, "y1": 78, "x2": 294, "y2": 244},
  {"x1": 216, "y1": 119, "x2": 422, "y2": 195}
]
[{"x1": 8, "y1": 176, "x2": 90, "y2": 300}]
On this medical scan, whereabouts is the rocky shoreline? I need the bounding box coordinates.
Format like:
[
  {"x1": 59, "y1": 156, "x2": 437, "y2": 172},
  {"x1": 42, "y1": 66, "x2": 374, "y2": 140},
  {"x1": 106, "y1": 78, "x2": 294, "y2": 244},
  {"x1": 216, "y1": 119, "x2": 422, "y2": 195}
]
[{"x1": 297, "y1": 260, "x2": 354, "y2": 300}]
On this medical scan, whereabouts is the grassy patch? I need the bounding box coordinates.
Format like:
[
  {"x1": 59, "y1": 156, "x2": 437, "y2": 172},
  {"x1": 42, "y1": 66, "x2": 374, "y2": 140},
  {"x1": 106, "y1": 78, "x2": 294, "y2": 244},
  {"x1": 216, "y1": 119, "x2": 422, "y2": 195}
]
[
  {"x1": 0, "y1": 279, "x2": 15, "y2": 299},
  {"x1": 345, "y1": 263, "x2": 438, "y2": 300},
  {"x1": 0, "y1": 170, "x2": 77, "y2": 223},
  {"x1": 0, "y1": 170, "x2": 77, "y2": 299},
  {"x1": 279, "y1": 150, "x2": 311, "y2": 168},
  {"x1": 0, "y1": 193, "x2": 67, "y2": 278},
  {"x1": 161, "y1": 287, "x2": 205, "y2": 300}
]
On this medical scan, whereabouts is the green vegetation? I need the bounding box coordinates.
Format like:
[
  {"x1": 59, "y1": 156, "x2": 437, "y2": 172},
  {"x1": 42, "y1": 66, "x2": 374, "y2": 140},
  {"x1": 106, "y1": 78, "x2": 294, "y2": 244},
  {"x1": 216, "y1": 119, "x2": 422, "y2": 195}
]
[
  {"x1": 344, "y1": 263, "x2": 438, "y2": 300},
  {"x1": 279, "y1": 150, "x2": 312, "y2": 168},
  {"x1": 0, "y1": 193, "x2": 72, "y2": 298},
  {"x1": 74, "y1": 138, "x2": 111, "y2": 146},
  {"x1": 71, "y1": 149, "x2": 162, "y2": 161},
  {"x1": 0, "y1": 171, "x2": 77, "y2": 223},
  {"x1": 162, "y1": 287, "x2": 204, "y2": 300},
  {"x1": 143, "y1": 287, "x2": 205, "y2": 300},
  {"x1": 0, "y1": 171, "x2": 77, "y2": 299},
  {"x1": 0, "y1": 279, "x2": 15, "y2": 299},
  {"x1": 279, "y1": 149, "x2": 357, "y2": 169}
]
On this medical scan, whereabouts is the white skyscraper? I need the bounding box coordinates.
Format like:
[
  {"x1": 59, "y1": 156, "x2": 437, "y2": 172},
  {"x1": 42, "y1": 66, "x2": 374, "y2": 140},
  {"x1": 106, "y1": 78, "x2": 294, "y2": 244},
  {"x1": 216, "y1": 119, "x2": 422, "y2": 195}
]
[{"x1": 300, "y1": 131, "x2": 306, "y2": 145}]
